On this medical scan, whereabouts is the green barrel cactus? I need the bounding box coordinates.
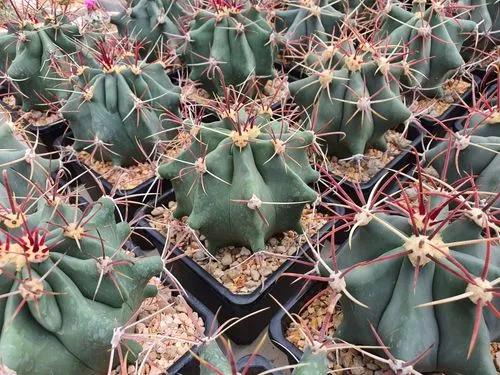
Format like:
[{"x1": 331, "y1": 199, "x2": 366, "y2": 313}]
[
  {"x1": 424, "y1": 111, "x2": 500, "y2": 192},
  {"x1": 158, "y1": 111, "x2": 319, "y2": 253},
  {"x1": 197, "y1": 340, "x2": 329, "y2": 374},
  {"x1": 111, "y1": 0, "x2": 184, "y2": 59},
  {"x1": 183, "y1": 3, "x2": 275, "y2": 94},
  {"x1": 0, "y1": 116, "x2": 60, "y2": 200},
  {"x1": 292, "y1": 347, "x2": 329, "y2": 374},
  {"x1": 0, "y1": 24, "x2": 17, "y2": 77},
  {"x1": 274, "y1": 0, "x2": 344, "y2": 43},
  {"x1": 289, "y1": 41, "x2": 411, "y2": 158},
  {"x1": 320, "y1": 187, "x2": 499, "y2": 374},
  {"x1": 0, "y1": 183, "x2": 163, "y2": 375},
  {"x1": 199, "y1": 340, "x2": 232, "y2": 375},
  {"x1": 458, "y1": 0, "x2": 493, "y2": 34},
  {"x1": 61, "y1": 61, "x2": 181, "y2": 167},
  {"x1": 6, "y1": 16, "x2": 84, "y2": 111},
  {"x1": 487, "y1": 0, "x2": 500, "y2": 36},
  {"x1": 377, "y1": 1, "x2": 477, "y2": 97}
]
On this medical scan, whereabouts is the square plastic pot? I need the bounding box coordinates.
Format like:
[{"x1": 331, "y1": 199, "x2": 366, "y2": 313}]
[
  {"x1": 53, "y1": 132, "x2": 168, "y2": 219},
  {"x1": 323, "y1": 122, "x2": 423, "y2": 203},
  {"x1": 132, "y1": 190, "x2": 341, "y2": 345}
]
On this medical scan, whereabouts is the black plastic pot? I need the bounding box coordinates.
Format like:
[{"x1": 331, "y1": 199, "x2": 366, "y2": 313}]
[
  {"x1": 133, "y1": 190, "x2": 340, "y2": 345},
  {"x1": 0, "y1": 99, "x2": 68, "y2": 154},
  {"x1": 236, "y1": 354, "x2": 283, "y2": 375},
  {"x1": 324, "y1": 122, "x2": 423, "y2": 203},
  {"x1": 26, "y1": 119, "x2": 68, "y2": 153},
  {"x1": 165, "y1": 290, "x2": 218, "y2": 375},
  {"x1": 53, "y1": 133, "x2": 168, "y2": 218},
  {"x1": 125, "y1": 248, "x2": 218, "y2": 375},
  {"x1": 417, "y1": 74, "x2": 481, "y2": 132},
  {"x1": 268, "y1": 281, "x2": 324, "y2": 365}
]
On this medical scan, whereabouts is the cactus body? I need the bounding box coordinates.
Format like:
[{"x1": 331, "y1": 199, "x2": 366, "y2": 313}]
[
  {"x1": 158, "y1": 114, "x2": 318, "y2": 253},
  {"x1": 292, "y1": 348, "x2": 329, "y2": 375},
  {"x1": 111, "y1": 0, "x2": 184, "y2": 59},
  {"x1": 61, "y1": 62, "x2": 181, "y2": 167},
  {"x1": 6, "y1": 17, "x2": 83, "y2": 111},
  {"x1": 289, "y1": 44, "x2": 411, "y2": 157},
  {"x1": 321, "y1": 206, "x2": 499, "y2": 374},
  {"x1": 274, "y1": 0, "x2": 343, "y2": 43},
  {"x1": 0, "y1": 119, "x2": 60, "y2": 200},
  {"x1": 424, "y1": 113, "x2": 500, "y2": 192},
  {"x1": 0, "y1": 26, "x2": 17, "y2": 76},
  {"x1": 185, "y1": 5, "x2": 275, "y2": 94},
  {"x1": 0, "y1": 193, "x2": 163, "y2": 375},
  {"x1": 378, "y1": 3, "x2": 476, "y2": 97},
  {"x1": 199, "y1": 340, "x2": 232, "y2": 375}
]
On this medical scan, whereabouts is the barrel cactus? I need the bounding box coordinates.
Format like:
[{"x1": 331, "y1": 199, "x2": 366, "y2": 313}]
[
  {"x1": 377, "y1": 1, "x2": 477, "y2": 97},
  {"x1": 0, "y1": 116, "x2": 60, "y2": 200},
  {"x1": 0, "y1": 178, "x2": 163, "y2": 375},
  {"x1": 274, "y1": 0, "x2": 344, "y2": 43},
  {"x1": 5, "y1": 14, "x2": 84, "y2": 111},
  {"x1": 158, "y1": 109, "x2": 319, "y2": 253},
  {"x1": 458, "y1": 0, "x2": 493, "y2": 34},
  {"x1": 183, "y1": 1, "x2": 275, "y2": 94},
  {"x1": 320, "y1": 176, "x2": 499, "y2": 374},
  {"x1": 61, "y1": 49, "x2": 181, "y2": 167},
  {"x1": 424, "y1": 110, "x2": 500, "y2": 192},
  {"x1": 0, "y1": 23, "x2": 17, "y2": 79},
  {"x1": 111, "y1": 0, "x2": 185, "y2": 59},
  {"x1": 289, "y1": 39, "x2": 411, "y2": 158}
]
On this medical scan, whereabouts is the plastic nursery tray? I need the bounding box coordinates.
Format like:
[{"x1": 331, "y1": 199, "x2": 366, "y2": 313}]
[
  {"x1": 326, "y1": 122, "x2": 423, "y2": 203},
  {"x1": 165, "y1": 289, "x2": 217, "y2": 375},
  {"x1": 418, "y1": 74, "x2": 481, "y2": 131},
  {"x1": 53, "y1": 132, "x2": 169, "y2": 219},
  {"x1": 268, "y1": 281, "x2": 324, "y2": 365},
  {"x1": 133, "y1": 189, "x2": 340, "y2": 345},
  {"x1": 236, "y1": 354, "x2": 284, "y2": 375}
]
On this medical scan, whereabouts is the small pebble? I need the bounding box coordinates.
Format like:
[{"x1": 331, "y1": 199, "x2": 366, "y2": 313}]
[{"x1": 221, "y1": 253, "x2": 233, "y2": 266}]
